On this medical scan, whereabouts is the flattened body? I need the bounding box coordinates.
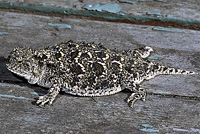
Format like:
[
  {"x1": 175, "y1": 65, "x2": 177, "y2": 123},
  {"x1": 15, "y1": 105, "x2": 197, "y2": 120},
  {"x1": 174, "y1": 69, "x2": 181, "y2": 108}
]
[
  {"x1": 36, "y1": 41, "x2": 153, "y2": 97},
  {"x1": 38, "y1": 41, "x2": 127, "y2": 96}
]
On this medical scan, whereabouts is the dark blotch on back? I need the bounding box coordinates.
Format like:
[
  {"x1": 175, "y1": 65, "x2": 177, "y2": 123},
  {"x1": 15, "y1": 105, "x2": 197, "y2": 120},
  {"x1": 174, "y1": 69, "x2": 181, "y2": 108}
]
[
  {"x1": 125, "y1": 66, "x2": 132, "y2": 74},
  {"x1": 70, "y1": 63, "x2": 84, "y2": 75},
  {"x1": 42, "y1": 54, "x2": 47, "y2": 60},
  {"x1": 87, "y1": 74, "x2": 96, "y2": 87},
  {"x1": 68, "y1": 42, "x2": 77, "y2": 48},
  {"x1": 96, "y1": 51, "x2": 106, "y2": 59},
  {"x1": 111, "y1": 62, "x2": 120, "y2": 73},
  {"x1": 112, "y1": 55, "x2": 121, "y2": 61},
  {"x1": 55, "y1": 53, "x2": 61, "y2": 59},
  {"x1": 71, "y1": 50, "x2": 79, "y2": 59},
  {"x1": 93, "y1": 62, "x2": 104, "y2": 76},
  {"x1": 81, "y1": 53, "x2": 90, "y2": 59}
]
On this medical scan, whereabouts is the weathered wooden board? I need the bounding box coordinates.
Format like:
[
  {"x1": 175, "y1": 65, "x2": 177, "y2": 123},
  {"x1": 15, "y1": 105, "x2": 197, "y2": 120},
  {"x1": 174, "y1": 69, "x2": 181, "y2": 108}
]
[
  {"x1": 1, "y1": 0, "x2": 200, "y2": 21},
  {"x1": 0, "y1": 1, "x2": 200, "y2": 133}
]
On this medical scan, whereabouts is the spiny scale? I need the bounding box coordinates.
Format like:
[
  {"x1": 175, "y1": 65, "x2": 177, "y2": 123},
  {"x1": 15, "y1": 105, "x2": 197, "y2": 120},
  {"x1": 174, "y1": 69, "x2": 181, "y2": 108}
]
[{"x1": 6, "y1": 40, "x2": 197, "y2": 108}]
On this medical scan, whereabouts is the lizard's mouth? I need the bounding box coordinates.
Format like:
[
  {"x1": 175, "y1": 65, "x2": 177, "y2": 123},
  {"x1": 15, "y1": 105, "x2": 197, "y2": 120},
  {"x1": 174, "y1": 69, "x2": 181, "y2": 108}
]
[
  {"x1": 6, "y1": 56, "x2": 31, "y2": 79},
  {"x1": 6, "y1": 64, "x2": 27, "y2": 78}
]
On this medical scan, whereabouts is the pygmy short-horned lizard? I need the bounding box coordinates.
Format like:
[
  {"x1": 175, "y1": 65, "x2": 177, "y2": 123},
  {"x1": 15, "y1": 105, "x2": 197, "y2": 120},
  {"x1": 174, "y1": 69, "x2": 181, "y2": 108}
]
[{"x1": 6, "y1": 40, "x2": 197, "y2": 107}]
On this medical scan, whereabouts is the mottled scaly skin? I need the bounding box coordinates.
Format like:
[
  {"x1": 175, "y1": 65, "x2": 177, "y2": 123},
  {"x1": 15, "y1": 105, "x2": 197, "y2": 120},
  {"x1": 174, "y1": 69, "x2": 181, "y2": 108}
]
[{"x1": 6, "y1": 40, "x2": 197, "y2": 107}]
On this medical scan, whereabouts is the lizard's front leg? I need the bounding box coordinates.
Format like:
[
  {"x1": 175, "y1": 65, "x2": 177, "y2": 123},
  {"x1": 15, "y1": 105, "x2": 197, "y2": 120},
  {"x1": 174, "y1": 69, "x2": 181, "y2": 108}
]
[{"x1": 36, "y1": 78, "x2": 61, "y2": 107}]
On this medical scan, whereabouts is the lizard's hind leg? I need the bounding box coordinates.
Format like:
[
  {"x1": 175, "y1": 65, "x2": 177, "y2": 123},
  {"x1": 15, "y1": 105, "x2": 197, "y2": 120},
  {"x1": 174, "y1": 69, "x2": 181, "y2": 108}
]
[
  {"x1": 136, "y1": 46, "x2": 154, "y2": 58},
  {"x1": 127, "y1": 83, "x2": 147, "y2": 108}
]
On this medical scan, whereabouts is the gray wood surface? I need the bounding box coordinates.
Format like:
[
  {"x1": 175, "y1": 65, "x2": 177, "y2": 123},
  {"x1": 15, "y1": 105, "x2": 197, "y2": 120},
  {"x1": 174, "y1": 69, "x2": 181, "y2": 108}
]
[{"x1": 0, "y1": 1, "x2": 200, "y2": 133}]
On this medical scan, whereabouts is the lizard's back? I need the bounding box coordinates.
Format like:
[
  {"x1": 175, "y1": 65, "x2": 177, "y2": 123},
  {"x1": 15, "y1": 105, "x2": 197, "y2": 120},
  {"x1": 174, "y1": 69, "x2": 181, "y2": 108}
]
[{"x1": 39, "y1": 41, "x2": 150, "y2": 96}]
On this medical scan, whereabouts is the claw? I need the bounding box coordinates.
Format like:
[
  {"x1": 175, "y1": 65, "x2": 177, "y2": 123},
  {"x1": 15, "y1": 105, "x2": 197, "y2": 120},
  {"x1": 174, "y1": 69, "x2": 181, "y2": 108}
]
[
  {"x1": 127, "y1": 90, "x2": 146, "y2": 108},
  {"x1": 38, "y1": 102, "x2": 45, "y2": 108},
  {"x1": 36, "y1": 95, "x2": 51, "y2": 107},
  {"x1": 35, "y1": 83, "x2": 61, "y2": 107},
  {"x1": 127, "y1": 93, "x2": 141, "y2": 108},
  {"x1": 129, "y1": 99, "x2": 137, "y2": 108}
]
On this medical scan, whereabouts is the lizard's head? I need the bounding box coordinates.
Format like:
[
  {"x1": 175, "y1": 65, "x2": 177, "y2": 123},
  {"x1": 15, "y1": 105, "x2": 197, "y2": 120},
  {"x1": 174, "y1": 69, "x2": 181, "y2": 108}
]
[{"x1": 6, "y1": 47, "x2": 45, "y2": 84}]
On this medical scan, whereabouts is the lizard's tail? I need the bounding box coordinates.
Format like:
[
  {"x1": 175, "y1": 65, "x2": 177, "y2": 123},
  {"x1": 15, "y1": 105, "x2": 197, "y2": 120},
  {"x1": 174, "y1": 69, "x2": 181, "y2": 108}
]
[
  {"x1": 146, "y1": 64, "x2": 198, "y2": 80},
  {"x1": 158, "y1": 65, "x2": 198, "y2": 75}
]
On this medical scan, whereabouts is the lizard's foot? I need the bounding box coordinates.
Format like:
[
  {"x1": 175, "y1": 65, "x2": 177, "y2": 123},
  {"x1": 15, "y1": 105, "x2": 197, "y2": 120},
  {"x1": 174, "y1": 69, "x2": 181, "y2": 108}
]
[
  {"x1": 36, "y1": 94, "x2": 55, "y2": 107},
  {"x1": 137, "y1": 46, "x2": 153, "y2": 58},
  {"x1": 36, "y1": 83, "x2": 60, "y2": 107},
  {"x1": 127, "y1": 88, "x2": 146, "y2": 108}
]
